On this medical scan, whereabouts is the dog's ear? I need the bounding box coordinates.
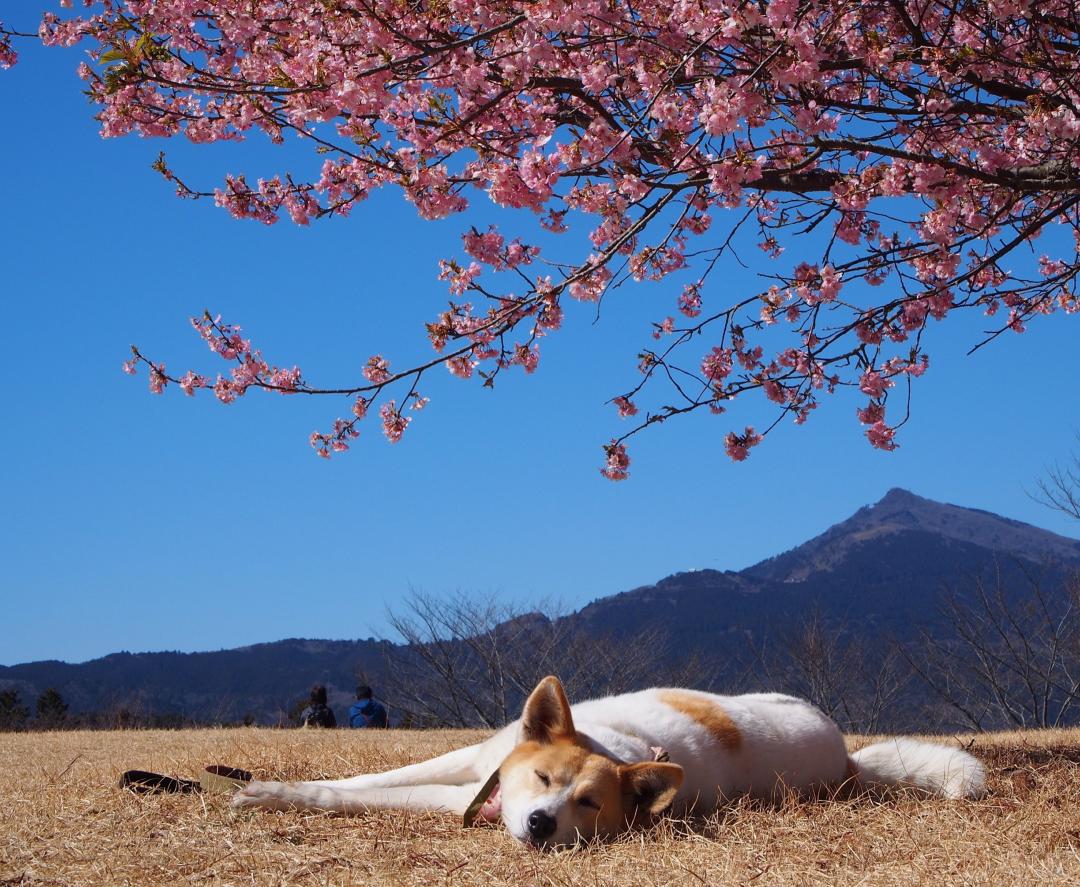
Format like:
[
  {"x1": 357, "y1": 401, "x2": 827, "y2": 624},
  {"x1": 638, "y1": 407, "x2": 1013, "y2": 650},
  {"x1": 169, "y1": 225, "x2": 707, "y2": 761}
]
[
  {"x1": 620, "y1": 762, "x2": 684, "y2": 817},
  {"x1": 521, "y1": 676, "x2": 575, "y2": 743}
]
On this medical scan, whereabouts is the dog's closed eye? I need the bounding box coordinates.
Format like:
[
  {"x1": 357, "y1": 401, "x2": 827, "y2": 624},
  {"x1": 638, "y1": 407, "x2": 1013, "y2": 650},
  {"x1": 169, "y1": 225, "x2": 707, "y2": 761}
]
[
  {"x1": 535, "y1": 770, "x2": 550, "y2": 787},
  {"x1": 576, "y1": 796, "x2": 600, "y2": 810}
]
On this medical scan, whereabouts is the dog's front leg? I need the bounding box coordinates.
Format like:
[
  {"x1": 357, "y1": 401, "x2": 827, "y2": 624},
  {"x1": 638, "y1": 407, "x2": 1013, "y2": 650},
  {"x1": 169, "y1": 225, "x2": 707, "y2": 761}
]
[
  {"x1": 309, "y1": 741, "x2": 488, "y2": 791},
  {"x1": 232, "y1": 781, "x2": 482, "y2": 815},
  {"x1": 233, "y1": 726, "x2": 515, "y2": 814},
  {"x1": 298, "y1": 726, "x2": 516, "y2": 793}
]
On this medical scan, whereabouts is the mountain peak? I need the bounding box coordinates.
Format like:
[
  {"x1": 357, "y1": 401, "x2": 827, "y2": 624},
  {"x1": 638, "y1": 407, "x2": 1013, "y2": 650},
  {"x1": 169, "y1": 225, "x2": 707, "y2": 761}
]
[
  {"x1": 747, "y1": 489, "x2": 1080, "y2": 583},
  {"x1": 877, "y1": 487, "x2": 922, "y2": 506},
  {"x1": 860, "y1": 487, "x2": 945, "y2": 526}
]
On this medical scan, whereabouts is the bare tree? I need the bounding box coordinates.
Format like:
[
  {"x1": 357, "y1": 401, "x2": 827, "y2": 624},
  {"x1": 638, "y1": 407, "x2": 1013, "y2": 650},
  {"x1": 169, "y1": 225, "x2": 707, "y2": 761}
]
[
  {"x1": 751, "y1": 608, "x2": 910, "y2": 734},
  {"x1": 908, "y1": 570, "x2": 1080, "y2": 731},
  {"x1": 1035, "y1": 438, "x2": 1080, "y2": 523},
  {"x1": 381, "y1": 591, "x2": 702, "y2": 728}
]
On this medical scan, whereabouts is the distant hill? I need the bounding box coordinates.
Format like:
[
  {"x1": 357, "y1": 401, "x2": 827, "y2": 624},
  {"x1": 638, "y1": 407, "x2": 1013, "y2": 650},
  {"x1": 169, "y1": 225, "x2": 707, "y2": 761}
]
[
  {"x1": 0, "y1": 638, "x2": 393, "y2": 726},
  {"x1": 3, "y1": 489, "x2": 1078, "y2": 725}
]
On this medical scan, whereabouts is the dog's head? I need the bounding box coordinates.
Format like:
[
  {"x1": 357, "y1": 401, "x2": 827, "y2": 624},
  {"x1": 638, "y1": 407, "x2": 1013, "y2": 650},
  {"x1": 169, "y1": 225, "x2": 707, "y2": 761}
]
[{"x1": 498, "y1": 676, "x2": 683, "y2": 848}]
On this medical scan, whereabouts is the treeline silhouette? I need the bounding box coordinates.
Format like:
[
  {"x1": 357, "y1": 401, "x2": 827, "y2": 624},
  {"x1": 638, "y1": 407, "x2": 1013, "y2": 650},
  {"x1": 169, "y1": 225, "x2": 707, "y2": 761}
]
[{"x1": 0, "y1": 687, "x2": 273, "y2": 731}]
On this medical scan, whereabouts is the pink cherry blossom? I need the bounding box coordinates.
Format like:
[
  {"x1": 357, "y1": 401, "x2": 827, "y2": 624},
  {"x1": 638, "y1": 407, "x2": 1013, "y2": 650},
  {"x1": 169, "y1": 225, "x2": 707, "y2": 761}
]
[
  {"x1": 724, "y1": 427, "x2": 764, "y2": 462},
  {"x1": 213, "y1": 377, "x2": 242, "y2": 404},
  {"x1": 652, "y1": 317, "x2": 676, "y2": 340},
  {"x1": 701, "y1": 347, "x2": 733, "y2": 384},
  {"x1": 859, "y1": 371, "x2": 893, "y2": 399},
  {"x1": 0, "y1": 24, "x2": 17, "y2": 69},
  {"x1": 178, "y1": 371, "x2": 208, "y2": 397},
  {"x1": 446, "y1": 354, "x2": 478, "y2": 379},
  {"x1": 866, "y1": 420, "x2": 899, "y2": 451},
  {"x1": 511, "y1": 344, "x2": 540, "y2": 374},
  {"x1": 600, "y1": 442, "x2": 630, "y2": 481},
  {"x1": 363, "y1": 355, "x2": 391, "y2": 384},
  {"x1": 678, "y1": 284, "x2": 703, "y2": 318},
  {"x1": 380, "y1": 401, "x2": 410, "y2": 444},
  {"x1": 148, "y1": 363, "x2": 167, "y2": 395}
]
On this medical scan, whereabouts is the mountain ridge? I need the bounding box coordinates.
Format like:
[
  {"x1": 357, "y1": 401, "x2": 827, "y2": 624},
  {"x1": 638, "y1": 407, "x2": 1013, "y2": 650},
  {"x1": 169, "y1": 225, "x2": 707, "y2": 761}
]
[
  {"x1": 744, "y1": 487, "x2": 1080, "y2": 584},
  {"x1": 3, "y1": 488, "x2": 1078, "y2": 724}
]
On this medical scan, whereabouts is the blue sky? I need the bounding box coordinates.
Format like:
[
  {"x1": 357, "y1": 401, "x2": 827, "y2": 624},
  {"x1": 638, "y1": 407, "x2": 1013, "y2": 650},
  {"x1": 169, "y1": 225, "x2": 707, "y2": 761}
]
[{"x1": 2, "y1": 37, "x2": 1078, "y2": 666}]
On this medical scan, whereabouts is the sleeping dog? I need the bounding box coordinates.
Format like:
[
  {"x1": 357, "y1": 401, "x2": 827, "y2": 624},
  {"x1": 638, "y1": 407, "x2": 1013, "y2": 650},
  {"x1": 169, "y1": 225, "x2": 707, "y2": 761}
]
[{"x1": 233, "y1": 676, "x2": 985, "y2": 847}]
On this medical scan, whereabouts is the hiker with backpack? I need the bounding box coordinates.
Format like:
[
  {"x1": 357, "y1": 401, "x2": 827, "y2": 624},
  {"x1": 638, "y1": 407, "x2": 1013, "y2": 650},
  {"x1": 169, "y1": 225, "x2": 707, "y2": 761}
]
[{"x1": 299, "y1": 684, "x2": 337, "y2": 728}]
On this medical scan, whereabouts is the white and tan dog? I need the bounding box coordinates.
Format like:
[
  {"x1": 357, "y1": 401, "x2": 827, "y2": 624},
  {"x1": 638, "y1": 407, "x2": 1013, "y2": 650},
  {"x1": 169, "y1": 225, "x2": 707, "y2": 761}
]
[{"x1": 233, "y1": 676, "x2": 986, "y2": 847}]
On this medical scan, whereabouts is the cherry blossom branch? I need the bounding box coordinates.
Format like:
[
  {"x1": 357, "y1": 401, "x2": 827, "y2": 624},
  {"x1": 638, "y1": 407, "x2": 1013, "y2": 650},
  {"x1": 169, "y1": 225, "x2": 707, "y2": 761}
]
[{"x1": 11, "y1": 0, "x2": 1080, "y2": 478}]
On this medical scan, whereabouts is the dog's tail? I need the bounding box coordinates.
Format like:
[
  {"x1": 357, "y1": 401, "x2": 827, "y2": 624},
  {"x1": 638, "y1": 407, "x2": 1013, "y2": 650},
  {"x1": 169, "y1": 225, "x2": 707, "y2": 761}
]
[{"x1": 848, "y1": 737, "x2": 986, "y2": 799}]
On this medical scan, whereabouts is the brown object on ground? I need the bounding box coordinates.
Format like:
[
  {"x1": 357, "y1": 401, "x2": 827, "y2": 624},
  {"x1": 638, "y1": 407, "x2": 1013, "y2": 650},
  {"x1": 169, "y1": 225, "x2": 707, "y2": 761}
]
[
  {"x1": 1, "y1": 727, "x2": 1078, "y2": 885},
  {"x1": 200, "y1": 765, "x2": 253, "y2": 794},
  {"x1": 118, "y1": 770, "x2": 201, "y2": 794},
  {"x1": 119, "y1": 766, "x2": 251, "y2": 795}
]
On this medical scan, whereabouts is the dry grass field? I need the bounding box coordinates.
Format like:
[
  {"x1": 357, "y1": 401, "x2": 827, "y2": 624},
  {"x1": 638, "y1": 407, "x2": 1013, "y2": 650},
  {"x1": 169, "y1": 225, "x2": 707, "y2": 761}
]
[{"x1": 0, "y1": 726, "x2": 1078, "y2": 886}]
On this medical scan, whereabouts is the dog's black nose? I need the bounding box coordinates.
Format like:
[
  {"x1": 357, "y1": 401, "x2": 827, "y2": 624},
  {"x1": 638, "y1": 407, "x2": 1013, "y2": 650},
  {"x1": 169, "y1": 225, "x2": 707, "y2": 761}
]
[{"x1": 527, "y1": 810, "x2": 556, "y2": 842}]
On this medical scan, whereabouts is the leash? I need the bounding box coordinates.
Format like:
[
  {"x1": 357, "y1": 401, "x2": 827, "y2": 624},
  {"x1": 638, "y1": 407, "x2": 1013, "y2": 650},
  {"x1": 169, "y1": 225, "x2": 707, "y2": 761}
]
[
  {"x1": 462, "y1": 768, "x2": 501, "y2": 827},
  {"x1": 119, "y1": 765, "x2": 252, "y2": 795}
]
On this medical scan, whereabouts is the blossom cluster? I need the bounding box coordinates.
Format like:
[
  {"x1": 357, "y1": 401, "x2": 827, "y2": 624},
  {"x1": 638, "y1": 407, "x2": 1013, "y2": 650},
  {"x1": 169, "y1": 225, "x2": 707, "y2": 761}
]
[{"x1": 0, "y1": 22, "x2": 17, "y2": 69}]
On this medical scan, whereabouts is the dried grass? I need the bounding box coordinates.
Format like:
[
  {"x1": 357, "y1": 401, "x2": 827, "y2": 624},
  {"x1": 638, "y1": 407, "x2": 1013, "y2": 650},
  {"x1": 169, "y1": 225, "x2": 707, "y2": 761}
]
[{"x1": 1, "y1": 726, "x2": 1078, "y2": 885}]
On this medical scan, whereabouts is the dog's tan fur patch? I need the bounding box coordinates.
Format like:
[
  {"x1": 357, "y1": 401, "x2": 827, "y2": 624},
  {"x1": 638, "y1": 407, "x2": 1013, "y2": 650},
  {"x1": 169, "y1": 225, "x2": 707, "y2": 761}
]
[{"x1": 659, "y1": 690, "x2": 742, "y2": 751}]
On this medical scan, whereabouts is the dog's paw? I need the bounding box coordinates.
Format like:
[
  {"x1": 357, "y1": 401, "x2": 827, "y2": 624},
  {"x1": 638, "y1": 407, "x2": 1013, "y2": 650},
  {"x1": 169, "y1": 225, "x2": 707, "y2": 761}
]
[{"x1": 231, "y1": 780, "x2": 297, "y2": 811}]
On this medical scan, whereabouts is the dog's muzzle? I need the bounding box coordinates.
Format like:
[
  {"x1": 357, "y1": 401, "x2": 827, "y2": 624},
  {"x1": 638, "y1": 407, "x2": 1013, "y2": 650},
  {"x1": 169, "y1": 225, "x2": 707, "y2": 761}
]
[{"x1": 526, "y1": 810, "x2": 557, "y2": 843}]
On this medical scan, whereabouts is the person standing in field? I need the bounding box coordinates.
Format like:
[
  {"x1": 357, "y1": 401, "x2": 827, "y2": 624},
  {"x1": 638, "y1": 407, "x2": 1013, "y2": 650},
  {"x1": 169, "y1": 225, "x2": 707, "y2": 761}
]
[
  {"x1": 299, "y1": 684, "x2": 337, "y2": 728},
  {"x1": 348, "y1": 685, "x2": 388, "y2": 728}
]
